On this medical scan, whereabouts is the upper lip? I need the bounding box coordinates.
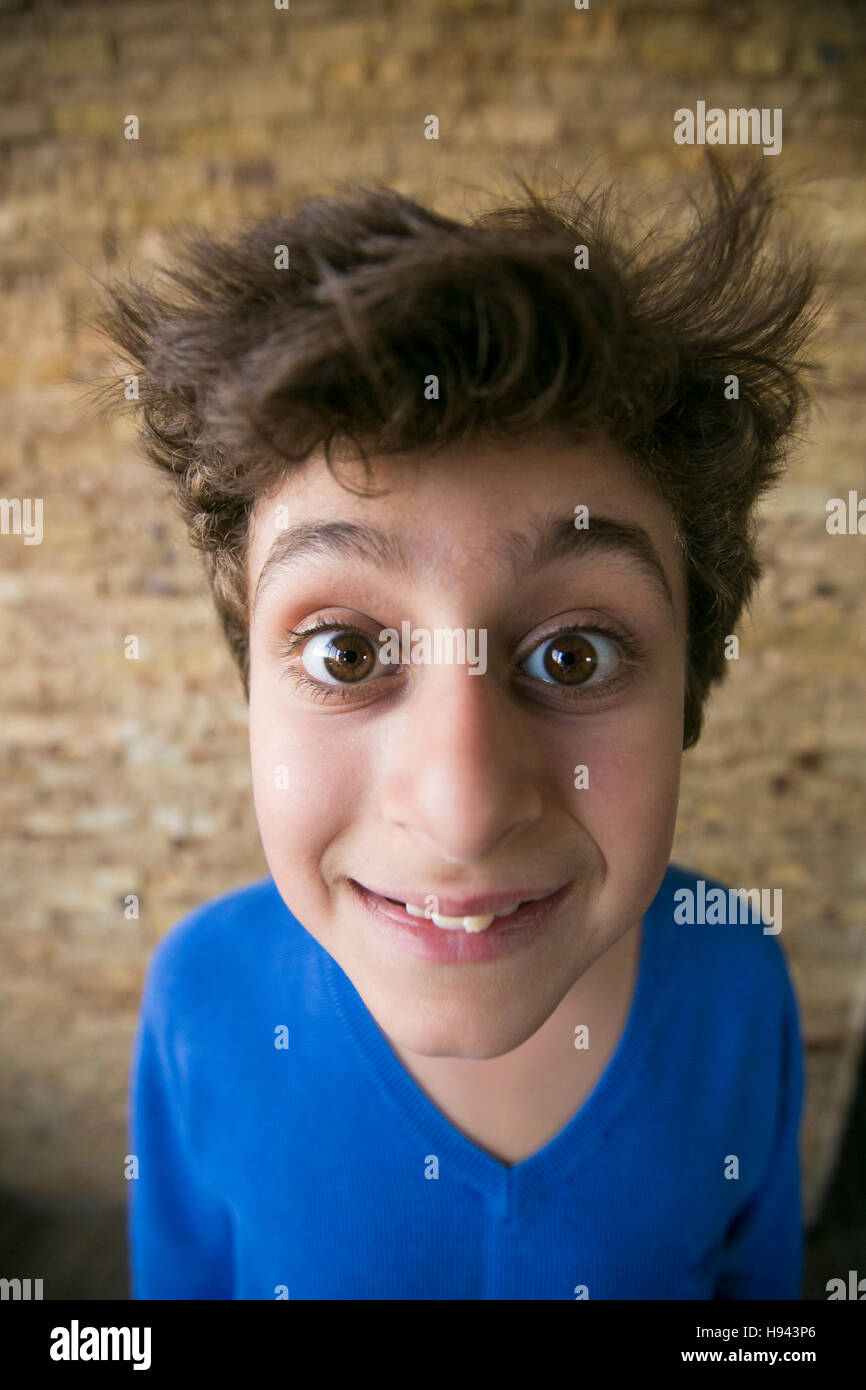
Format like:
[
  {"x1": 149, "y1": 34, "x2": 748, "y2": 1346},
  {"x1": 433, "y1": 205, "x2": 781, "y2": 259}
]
[{"x1": 353, "y1": 880, "x2": 567, "y2": 917}]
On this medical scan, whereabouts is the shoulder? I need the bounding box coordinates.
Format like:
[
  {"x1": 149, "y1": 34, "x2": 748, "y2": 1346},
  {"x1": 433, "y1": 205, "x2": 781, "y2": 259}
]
[
  {"x1": 654, "y1": 861, "x2": 801, "y2": 1040},
  {"x1": 649, "y1": 863, "x2": 804, "y2": 1145},
  {"x1": 140, "y1": 876, "x2": 305, "y2": 1028}
]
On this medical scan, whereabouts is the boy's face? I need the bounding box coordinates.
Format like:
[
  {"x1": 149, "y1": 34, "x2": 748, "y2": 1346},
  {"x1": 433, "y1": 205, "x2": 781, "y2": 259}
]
[{"x1": 246, "y1": 435, "x2": 688, "y2": 1059}]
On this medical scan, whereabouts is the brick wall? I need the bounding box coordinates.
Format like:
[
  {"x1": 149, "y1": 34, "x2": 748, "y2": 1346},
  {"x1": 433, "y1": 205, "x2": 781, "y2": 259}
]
[{"x1": 1, "y1": 0, "x2": 864, "y2": 1246}]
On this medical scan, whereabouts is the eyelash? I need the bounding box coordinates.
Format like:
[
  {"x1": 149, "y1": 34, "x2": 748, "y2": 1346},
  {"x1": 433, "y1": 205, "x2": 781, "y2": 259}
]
[{"x1": 277, "y1": 619, "x2": 648, "y2": 706}]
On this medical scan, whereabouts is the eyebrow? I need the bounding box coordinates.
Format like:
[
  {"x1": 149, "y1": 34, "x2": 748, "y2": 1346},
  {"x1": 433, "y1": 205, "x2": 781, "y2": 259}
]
[{"x1": 252, "y1": 510, "x2": 678, "y2": 622}]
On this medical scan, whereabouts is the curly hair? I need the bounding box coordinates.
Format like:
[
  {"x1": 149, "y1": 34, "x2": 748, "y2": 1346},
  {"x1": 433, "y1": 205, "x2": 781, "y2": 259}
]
[{"x1": 86, "y1": 154, "x2": 822, "y2": 748}]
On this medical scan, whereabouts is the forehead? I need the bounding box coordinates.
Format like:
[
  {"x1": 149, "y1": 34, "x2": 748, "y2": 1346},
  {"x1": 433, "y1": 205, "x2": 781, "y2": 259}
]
[{"x1": 246, "y1": 436, "x2": 687, "y2": 619}]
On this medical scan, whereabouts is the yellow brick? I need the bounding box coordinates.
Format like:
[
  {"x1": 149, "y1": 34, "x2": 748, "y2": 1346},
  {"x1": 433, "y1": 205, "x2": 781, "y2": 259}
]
[
  {"x1": 54, "y1": 102, "x2": 127, "y2": 141},
  {"x1": 43, "y1": 34, "x2": 114, "y2": 76}
]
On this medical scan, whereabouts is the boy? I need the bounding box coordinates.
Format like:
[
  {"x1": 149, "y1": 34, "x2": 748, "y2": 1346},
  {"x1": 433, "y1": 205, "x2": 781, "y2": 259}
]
[{"x1": 95, "y1": 157, "x2": 819, "y2": 1299}]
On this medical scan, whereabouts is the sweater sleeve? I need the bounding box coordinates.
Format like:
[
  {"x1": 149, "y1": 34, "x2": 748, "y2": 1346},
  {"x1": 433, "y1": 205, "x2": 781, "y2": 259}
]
[
  {"x1": 713, "y1": 959, "x2": 806, "y2": 1300},
  {"x1": 128, "y1": 947, "x2": 235, "y2": 1300}
]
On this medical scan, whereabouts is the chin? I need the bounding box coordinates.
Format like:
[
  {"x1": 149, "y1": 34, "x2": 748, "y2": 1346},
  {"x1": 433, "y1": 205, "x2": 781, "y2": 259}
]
[{"x1": 380, "y1": 993, "x2": 551, "y2": 1060}]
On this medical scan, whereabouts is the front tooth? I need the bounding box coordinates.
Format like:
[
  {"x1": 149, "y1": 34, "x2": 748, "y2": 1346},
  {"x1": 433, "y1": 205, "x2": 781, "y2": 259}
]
[
  {"x1": 428, "y1": 911, "x2": 497, "y2": 932},
  {"x1": 405, "y1": 902, "x2": 498, "y2": 932},
  {"x1": 461, "y1": 914, "x2": 496, "y2": 932},
  {"x1": 431, "y1": 912, "x2": 468, "y2": 930},
  {"x1": 495, "y1": 904, "x2": 520, "y2": 917}
]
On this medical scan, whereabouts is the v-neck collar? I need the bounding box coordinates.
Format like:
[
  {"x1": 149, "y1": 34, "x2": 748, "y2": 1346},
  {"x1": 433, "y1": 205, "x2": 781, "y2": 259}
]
[{"x1": 323, "y1": 870, "x2": 676, "y2": 1221}]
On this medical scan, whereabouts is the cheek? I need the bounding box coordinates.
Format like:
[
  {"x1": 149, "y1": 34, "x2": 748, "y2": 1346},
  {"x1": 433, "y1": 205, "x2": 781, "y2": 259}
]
[
  {"x1": 577, "y1": 691, "x2": 683, "y2": 870},
  {"x1": 535, "y1": 666, "x2": 682, "y2": 848},
  {"x1": 247, "y1": 692, "x2": 367, "y2": 868}
]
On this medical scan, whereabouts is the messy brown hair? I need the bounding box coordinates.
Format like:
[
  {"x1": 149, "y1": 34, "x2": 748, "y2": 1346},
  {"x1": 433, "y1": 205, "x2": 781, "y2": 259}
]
[{"x1": 87, "y1": 156, "x2": 821, "y2": 749}]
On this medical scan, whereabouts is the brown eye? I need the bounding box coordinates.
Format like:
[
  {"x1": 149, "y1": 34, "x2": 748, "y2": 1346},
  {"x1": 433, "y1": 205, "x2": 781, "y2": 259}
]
[
  {"x1": 302, "y1": 630, "x2": 379, "y2": 684},
  {"x1": 543, "y1": 634, "x2": 597, "y2": 684},
  {"x1": 522, "y1": 631, "x2": 619, "y2": 687}
]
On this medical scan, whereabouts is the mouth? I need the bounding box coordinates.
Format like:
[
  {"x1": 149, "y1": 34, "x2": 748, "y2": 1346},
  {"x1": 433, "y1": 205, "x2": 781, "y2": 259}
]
[{"x1": 349, "y1": 880, "x2": 569, "y2": 934}]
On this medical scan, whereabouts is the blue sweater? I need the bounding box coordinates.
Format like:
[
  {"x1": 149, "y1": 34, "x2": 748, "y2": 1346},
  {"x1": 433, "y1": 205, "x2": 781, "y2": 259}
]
[{"x1": 128, "y1": 861, "x2": 805, "y2": 1300}]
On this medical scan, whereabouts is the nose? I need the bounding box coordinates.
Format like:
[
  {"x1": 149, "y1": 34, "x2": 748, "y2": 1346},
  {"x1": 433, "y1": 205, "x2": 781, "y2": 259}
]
[{"x1": 378, "y1": 664, "x2": 544, "y2": 864}]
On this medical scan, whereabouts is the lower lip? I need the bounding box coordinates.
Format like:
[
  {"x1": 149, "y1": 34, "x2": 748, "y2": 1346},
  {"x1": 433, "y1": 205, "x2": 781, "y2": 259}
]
[{"x1": 348, "y1": 879, "x2": 573, "y2": 963}]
